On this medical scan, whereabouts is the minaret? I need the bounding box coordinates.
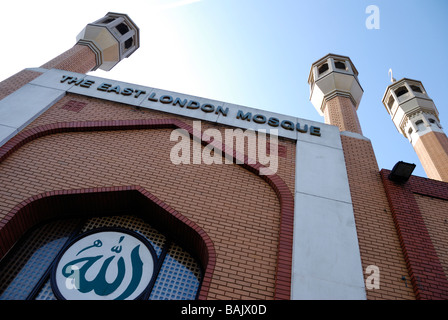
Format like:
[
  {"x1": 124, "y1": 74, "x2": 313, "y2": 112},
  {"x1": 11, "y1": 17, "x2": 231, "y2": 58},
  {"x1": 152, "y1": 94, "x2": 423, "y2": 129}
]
[
  {"x1": 0, "y1": 13, "x2": 140, "y2": 101},
  {"x1": 0, "y1": 12, "x2": 141, "y2": 147},
  {"x1": 308, "y1": 54, "x2": 418, "y2": 300},
  {"x1": 382, "y1": 77, "x2": 448, "y2": 182},
  {"x1": 41, "y1": 12, "x2": 140, "y2": 73},
  {"x1": 308, "y1": 53, "x2": 364, "y2": 134}
]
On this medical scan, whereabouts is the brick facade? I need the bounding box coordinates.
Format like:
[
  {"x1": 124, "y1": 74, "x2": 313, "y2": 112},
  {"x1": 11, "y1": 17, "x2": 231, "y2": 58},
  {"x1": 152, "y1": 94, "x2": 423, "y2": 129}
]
[
  {"x1": 326, "y1": 91, "x2": 448, "y2": 300},
  {"x1": 0, "y1": 186, "x2": 217, "y2": 300},
  {"x1": 0, "y1": 94, "x2": 296, "y2": 300},
  {"x1": 325, "y1": 93, "x2": 413, "y2": 299},
  {"x1": 414, "y1": 131, "x2": 448, "y2": 182},
  {"x1": 40, "y1": 44, "x2": 98, "y2": 74},
  {"x1": 341, "y1": 135, "x2": 415, "y2": 299},
  {"x1": 323, "y1": 96, "x2": 363, "y2": 135},
  {"x1": 416, "y1": 195, "x2": 448, "y2": 280},
  {"x1": 1, "y1": 27, "x2": 448, "y2": 300},
  {"x1": 381, "y1": 172, "x2": 448, "y2": 299},
  {"x1": 0, "y1": 69, "x2": 43, "y2": 101},
  {"x1": 0, "y1": 44, "x2": 96, "y2": 102}
]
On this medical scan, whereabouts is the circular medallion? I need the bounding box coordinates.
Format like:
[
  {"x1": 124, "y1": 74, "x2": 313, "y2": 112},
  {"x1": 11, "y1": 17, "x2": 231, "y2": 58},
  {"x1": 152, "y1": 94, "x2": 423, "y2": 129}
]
[{"x1": 51, "y1": 228, "x2": 156, "y2": 300}]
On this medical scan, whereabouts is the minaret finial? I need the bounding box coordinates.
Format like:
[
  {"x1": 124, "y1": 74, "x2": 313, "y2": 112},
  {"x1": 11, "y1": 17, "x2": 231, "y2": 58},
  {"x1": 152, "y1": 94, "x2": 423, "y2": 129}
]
[{"x1": 388, "y1": 68, "x2": 396, "y2": 83}]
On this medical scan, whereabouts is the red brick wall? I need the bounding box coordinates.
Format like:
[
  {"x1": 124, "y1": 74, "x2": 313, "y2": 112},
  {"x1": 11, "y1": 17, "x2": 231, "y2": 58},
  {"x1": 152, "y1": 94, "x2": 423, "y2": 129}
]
[
  {"x1": 323, "y1": 94, "x2": 414, "y2": 300},
  {"x1": 0, "y1": 93, "x2": 296, "y2": 300},
  {"x1": 415, "y1": 195, "x2": 448, "y2": 281},
  {"x1": 381, "y1": 171, "x2": 448, "y2": 299},
  {"x1": 341, "y1": 135, "x2": 415, "y2": 300}
]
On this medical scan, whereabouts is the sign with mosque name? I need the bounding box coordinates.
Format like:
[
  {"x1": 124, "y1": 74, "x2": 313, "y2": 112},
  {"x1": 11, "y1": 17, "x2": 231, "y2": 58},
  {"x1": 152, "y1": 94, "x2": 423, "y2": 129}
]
[
  {"x1": 51, "y1": 228, "x2": 156, "y2": 300},
  {"x1": 60, "y1": 75, "x2": 322, "y2": 137}
]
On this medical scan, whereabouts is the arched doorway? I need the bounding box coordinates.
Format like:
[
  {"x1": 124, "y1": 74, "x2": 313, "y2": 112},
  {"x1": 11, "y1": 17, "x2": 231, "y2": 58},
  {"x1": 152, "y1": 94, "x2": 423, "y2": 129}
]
[{"x1": 0, "y1": 186, "x2": 215, "y2": 300}]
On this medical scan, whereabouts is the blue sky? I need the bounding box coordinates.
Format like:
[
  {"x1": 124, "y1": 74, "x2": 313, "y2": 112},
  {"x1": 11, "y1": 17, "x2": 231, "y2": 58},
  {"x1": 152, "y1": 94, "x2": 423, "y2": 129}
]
[{"x1": 1, "y1": 0, "x2": 447, "y2": 178}]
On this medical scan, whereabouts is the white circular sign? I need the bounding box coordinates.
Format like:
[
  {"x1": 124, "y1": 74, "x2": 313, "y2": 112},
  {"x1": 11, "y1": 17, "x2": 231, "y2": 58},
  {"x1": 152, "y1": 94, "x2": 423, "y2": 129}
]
[{"x1": 52, "y1": 228, "x2": 156, "y2": 300}]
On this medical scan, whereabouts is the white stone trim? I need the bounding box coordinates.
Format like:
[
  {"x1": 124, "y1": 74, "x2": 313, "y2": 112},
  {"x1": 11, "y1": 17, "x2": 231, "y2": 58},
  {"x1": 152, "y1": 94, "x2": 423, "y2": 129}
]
[
  {"x1": 13, "y1": 69, "x2": 338, "y2": 144},
  {"x1": 291, "y1": 133, "x2": 366, "y2": 300},
  {"x1": 0, "y1": 83, "x2": 65, "y2": 145}
]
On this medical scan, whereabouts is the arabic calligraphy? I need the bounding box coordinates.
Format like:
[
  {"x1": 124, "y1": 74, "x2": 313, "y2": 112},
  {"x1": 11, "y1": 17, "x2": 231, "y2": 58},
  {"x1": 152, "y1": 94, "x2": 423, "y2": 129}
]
[
  {"x1": 76, "y1": 239, "x2": 102, "y2": 256},
  {"x1": 52, "y1": 229, "x2": 155, "y2": 300}
]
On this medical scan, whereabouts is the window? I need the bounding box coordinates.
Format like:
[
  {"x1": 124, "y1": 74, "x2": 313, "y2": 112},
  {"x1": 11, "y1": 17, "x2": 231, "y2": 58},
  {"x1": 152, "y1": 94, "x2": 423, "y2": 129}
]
[
  {"x1": 0, "y1": 215, "x2": 202, "y2": 300},
  {"x1": 116, "y1": 23, "x2": 130, "y2": 35},
  {"x1": 395, "y1": 86, "x2": 409, "y2": 98},
  {"x1": 387, "y1": 95, "x2": 395, "y2": 110},
  {"x1": 415, "y1": 119, "x2": 425, "y2": 131},
  {"x1": 318, "y1": 63, "x2": 329, "y2": 75},
  {"x1": 334, "y1": 61, "x2": 346, "y2": 70},
  {"x1": 429, "y1": 118, "x2": 436, "y2": 124},
  {"x1": 124, "y1": 37, "x2": 134, "y2": 49},
  {"x1": 410, "y1": 85, "x2": 422, "y2": 93}
]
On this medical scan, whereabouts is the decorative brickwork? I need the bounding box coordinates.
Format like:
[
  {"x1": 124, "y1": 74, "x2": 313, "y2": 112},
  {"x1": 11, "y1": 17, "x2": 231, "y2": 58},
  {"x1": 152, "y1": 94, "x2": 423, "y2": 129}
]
[
  {"x1": 6, "y1": 32, "x2": 446, "y2": 301},
  {"x1": 0, "y1": 186, "x2": 216, "y2": 300},
  {"x1": 380, "y1": 171, "x2": 448, "y2": 299},
  {"x1": 0, "y1": 97, "x2": 296, "y2": 300},
  {"x1": 21, "y1": 93, "x2": 296, "y2": 194},
  {"x1": 61, "y1": 99, "x2": 88, "y2": 113}
]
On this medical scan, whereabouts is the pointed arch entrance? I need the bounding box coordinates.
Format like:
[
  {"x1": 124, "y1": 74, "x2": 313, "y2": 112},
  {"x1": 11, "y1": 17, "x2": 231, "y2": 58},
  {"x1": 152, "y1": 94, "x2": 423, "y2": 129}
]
[
  {"x1": 0, "y1": 186, "x2": 215, "y2": 300},
  {"x1": 0, "y1": 118, "x2": 294, "y2": 300}
]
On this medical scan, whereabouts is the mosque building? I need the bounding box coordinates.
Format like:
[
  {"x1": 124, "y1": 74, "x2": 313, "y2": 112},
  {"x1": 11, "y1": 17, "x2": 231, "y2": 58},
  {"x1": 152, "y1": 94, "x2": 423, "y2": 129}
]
[{"x1": 0, "y1": 12, "x2": 447, "y2": 300}]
